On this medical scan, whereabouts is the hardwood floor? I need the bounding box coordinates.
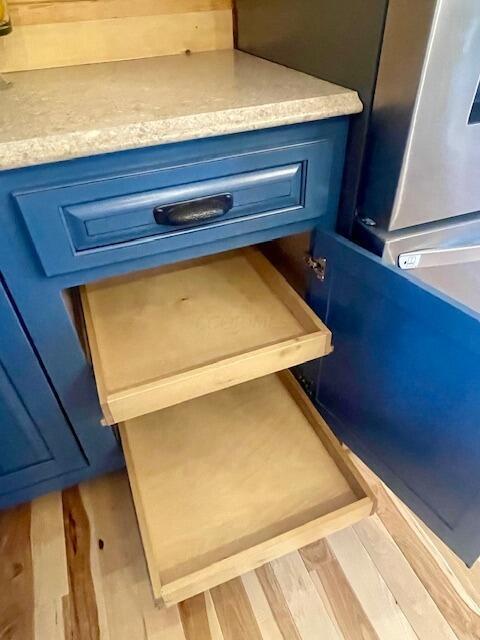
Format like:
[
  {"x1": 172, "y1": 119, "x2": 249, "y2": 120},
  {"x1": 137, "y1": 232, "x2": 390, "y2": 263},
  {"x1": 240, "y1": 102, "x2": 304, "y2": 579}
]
[{"x1": 1, "y1": 457, "x2": 479, "y2": 640}]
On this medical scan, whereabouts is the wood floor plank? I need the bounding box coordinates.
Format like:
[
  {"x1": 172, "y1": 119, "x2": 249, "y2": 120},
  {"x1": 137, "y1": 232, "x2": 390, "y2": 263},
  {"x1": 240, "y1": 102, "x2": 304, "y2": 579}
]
[
  {"x1": 78, "y1": 483, "x2": 114, "y2": 640},
  {"x1": 211, "y1": 578, "x2": 262, "y2": 640},
  {"x1": 62, "y1": 486, "x2": 100, "y2": 640},
  {"x1": 31, "y1": 492, "x2": 69, "y2": 606},
  {"x1": 354, "y1": 516, "x2": 457, "y2": 640},
  {"x1": 0, "y1": 502, "x2": 34, "y2": 640},
  {"x1": 412, "y1": 508, "x2": 480, "y2": 614},
  {"x1": 80, "y1": 472, "x2": 186, "y2": 640},
  {"x1": 305, "y1": 569, "x2": 345, "y2": 638},
  {"x1": 34, "y1": 600, "x2": 65, "y2": 640},
  {"x1": 327, "y1": 527, "x2": 418, "y2": 640},
  {"x1": 143, "y1": 605, "x2": 187, "y2": 640},
  {"x1": 413, "y1": 512, "x2": 480, "y2": 612},
  {"x1": 300, "y1": 539, "x2": 379, "y2": 640},
  {"x1": 80, "y1": 474, "x2": 149, "y2": 639},
  {"x1": 80, "y1": 472, "x2": 143, "y2": 577},
  {"x1": 271, "y1": 551, "x2": 343, "y2": 640},
  {"x1": 241, "y1": 570, "x2": 284, "y2": 640},
  {"x1": 255, "y1": 563, "x2": 302, "y2": 640},
  {"x1": 9, "y1": 466, "x2": 480, "y2": 640},
  {"x1": 179, "y1": 593, "x2": 212, "y2": 640},
  {"x1": 205, "y1": 591, "x2": 224, "y2": 640},
  {"x1": 30, "y1": 492, "x2": 68, "y2": 640},
  {"x1": 349, "y1": 454, "x2": 480, "y2": 640}
]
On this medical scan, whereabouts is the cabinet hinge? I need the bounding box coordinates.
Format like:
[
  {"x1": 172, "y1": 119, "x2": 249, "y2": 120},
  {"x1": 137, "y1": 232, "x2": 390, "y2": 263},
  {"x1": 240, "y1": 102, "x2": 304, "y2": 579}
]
[{"x1": 304, "y1": 254, "x2": 327, "y2": 281}]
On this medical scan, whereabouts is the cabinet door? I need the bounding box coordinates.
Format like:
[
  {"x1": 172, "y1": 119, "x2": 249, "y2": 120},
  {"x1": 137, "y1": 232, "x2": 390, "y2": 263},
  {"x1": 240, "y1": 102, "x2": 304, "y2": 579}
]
[
  {"x1": 307, "y1": 230, "x2": 480, "y2": 566},
  {"x1": 0, "y1": 282, "x2": 85, "y2": 503}
]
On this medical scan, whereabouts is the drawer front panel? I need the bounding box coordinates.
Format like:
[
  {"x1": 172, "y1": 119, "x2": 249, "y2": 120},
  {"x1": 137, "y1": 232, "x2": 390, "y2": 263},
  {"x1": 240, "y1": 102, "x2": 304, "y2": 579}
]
[
  {"x1": 64, "y1": 162, "x2": 302, "y2": 251},
  {"x1": 13, "y1": 121, "x2": 346, "y2": 276}
]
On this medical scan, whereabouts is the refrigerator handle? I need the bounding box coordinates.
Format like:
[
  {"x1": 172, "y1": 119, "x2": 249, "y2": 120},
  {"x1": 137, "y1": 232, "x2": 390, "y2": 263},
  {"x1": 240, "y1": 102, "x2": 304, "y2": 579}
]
[{"x1": 398, "y1": 243, "x2": 480, "y2": 270}]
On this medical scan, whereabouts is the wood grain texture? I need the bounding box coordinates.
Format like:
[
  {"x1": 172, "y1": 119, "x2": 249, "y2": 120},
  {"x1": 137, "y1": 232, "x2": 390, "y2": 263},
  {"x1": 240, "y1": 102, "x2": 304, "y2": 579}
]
[
  {"x1": 179, "y1": 593, "x2": 212, "y2": 640},
  {"x1": 83, "y1": 249, "x2": 331, "y2": 423},
  {"x1": 327, "y1": 527, "x2": 418, "y2": 640},
  {"x1": 413, "y1": 514, "x2": 480, "y2": 614},
  {"x1": 300, "y1": 539, "x2": 379, "y2": 640},
  {"x1": 2, "y1": 452, "x2": 480, "y2": 639},
  {"x1": 255, "y1": 563, "x2": 301, "y2": 640},
  {"x1": 10, "y1": 0, "x2": 232, "y2": 25},
  {"x1": 62, "y1": 486, "x2": 100, "y2": 640},
  {"x1": 1, "y1": 2, "x2": 233, "y2": 72},
  {"x1": 0, "y1": 503, "x2": 34, "y2": 640},
  {"x1": 271, "y1": 551, "x2": 342, "y2": 640},
  {"x1": 210, "y1": 578, "x2": 262, "y2": 640},
  {"x1": 349, "y1": 454, "x2": 480, "y2": 640},
  {"x1": 120, "y1": 372, "x2": 371, "y2": 605},
  {"x1": 354, "y1": 516, "x2": 457, "y2": 640},
  {"x1": 79, "y1": 472, "x2": 165, "y2": 639},
  {"x1": 34, "y1": 600, "x2": 65, "y2": 640},
  {"x1": 241, "y1": 571, "x2": 284, "y2": 640},
  {"x1": 30, "y1": 493, "x2": 69, "y2": 606},
  {"x1": 30, "y1": 493, "x2": 69, "y2": 640},
  {"x1": 205, "y1": 591, "x2": 224, "y2": 640}
]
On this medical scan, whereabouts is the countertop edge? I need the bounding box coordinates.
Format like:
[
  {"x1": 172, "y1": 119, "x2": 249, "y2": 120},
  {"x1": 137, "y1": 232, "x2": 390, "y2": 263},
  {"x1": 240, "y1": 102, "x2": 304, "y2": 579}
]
[{"x1": 0, "y1": 92, "x2": 362, "y2": 172}]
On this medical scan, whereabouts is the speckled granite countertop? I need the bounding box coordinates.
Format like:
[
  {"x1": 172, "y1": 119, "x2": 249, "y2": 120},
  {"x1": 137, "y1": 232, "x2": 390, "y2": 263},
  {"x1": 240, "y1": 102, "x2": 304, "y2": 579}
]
[{"x1": 0, "y1": 50, "x2": 362, "y2": 171}]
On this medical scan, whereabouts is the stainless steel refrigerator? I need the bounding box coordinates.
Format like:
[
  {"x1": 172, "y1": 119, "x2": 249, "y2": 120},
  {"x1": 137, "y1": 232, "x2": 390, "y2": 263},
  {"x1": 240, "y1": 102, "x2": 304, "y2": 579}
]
[
  {"x1": 354, "y1": 0, "x2": 480, "y2": 315},
  {"x1": 237, "y1": 0, "x2": 480, "y2": 564}
]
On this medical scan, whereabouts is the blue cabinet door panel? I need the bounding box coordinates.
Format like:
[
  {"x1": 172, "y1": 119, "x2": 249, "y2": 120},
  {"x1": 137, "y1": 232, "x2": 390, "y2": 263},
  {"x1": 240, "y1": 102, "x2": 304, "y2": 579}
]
[
  {"x1": 0, "y1": 364, "x2": 51, "y2": 474},
  {"x1": 0, "y1": 281, "x2": 86, "y2": 498},
  {"x1": 308, "y1": 230, "x2": 480, "y2": 565}
]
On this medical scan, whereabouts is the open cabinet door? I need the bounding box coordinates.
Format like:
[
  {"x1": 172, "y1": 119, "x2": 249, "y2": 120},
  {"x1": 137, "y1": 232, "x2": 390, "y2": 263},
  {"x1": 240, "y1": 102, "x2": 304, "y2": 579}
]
[{"x1": 307, "y1": 229, "x2": 480, "y2": 566}]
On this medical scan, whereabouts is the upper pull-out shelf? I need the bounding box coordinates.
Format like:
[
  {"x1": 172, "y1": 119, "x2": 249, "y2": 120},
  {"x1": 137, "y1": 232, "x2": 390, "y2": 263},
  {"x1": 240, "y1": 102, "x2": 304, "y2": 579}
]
[{"x1": 82, "y1": 248, "x2": 331, "y2": 423}]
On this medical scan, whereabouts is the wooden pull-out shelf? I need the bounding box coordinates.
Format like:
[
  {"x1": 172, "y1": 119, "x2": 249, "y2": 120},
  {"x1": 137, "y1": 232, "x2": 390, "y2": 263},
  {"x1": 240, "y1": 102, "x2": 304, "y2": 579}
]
[
  {"x1": 82, "y1": 249, "x2": 331, "y2": 424},
  {"x1": 121, "y1": 372, "x2": 375, "y2": 607}
]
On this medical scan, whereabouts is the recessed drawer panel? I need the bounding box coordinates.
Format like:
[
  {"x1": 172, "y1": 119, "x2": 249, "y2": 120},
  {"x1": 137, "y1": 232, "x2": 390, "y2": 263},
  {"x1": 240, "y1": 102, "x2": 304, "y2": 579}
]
[
  {"x1": 14, "y1": 121, "x2": 345, "y2": 277},
  {"x1": 121, "y1": 372, "x2": 374, "y2": 606},
  {"x1": 82, "y1": 248, "x2": 332, "y2": 424},
  {"x1": 64, "y1": 163, "x2": 302, "y2": 251}
]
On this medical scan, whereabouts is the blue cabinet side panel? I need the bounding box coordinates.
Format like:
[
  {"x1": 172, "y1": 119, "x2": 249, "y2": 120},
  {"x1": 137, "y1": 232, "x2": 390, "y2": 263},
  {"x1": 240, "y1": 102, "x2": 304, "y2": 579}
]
[
  {"x1": 309, "y1": 230, "x2": 480, "y2": 565},
  {"x1": 0, "y1": 281, "x2": 88, "y2": 500}
]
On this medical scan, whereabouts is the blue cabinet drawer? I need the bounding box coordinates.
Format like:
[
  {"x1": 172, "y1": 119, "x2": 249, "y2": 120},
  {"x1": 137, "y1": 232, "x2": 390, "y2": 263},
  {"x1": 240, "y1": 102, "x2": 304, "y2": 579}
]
[
  {"x1": 64, "y1": 162, "x2": 302, "y2": 251},
  {"x1": 14, "y1": 121, "x2": 348, "y2": 276}
]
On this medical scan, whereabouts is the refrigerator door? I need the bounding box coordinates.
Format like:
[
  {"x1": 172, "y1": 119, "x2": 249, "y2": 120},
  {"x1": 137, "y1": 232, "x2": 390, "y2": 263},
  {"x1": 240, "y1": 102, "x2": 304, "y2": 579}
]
[
  {"x1": 306, "y1": 229, "x2": 480, "y2": 565},
  {"x1": 361, "y1": 0, "x2": 480, "y2": 231}
]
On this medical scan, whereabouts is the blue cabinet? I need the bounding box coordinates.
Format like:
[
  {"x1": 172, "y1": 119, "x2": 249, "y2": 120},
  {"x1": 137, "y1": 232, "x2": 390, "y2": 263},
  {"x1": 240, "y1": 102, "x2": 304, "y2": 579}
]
[
  {"x1": 4, "y1": 117, "x2": 479, "y2": 566},
  {"x1": 0, "y1": 120, "x2": 348, "y2": 508},
  {"x1": 0, "y1": 281, "x2": 86, "y2": 505},
  {"x1": 307, "y1": 230, "x2": 480, "y2": 566}
]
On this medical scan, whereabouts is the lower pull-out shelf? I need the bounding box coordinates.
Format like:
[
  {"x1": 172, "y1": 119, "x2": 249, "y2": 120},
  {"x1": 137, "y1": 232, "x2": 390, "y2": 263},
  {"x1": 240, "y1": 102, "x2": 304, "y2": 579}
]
[
  {"x1": 121, "y1": 372, "x2": 375, "y2": 606},
  {"x1": 82, "y1": 248, "x2": 331, "y2": 424}
]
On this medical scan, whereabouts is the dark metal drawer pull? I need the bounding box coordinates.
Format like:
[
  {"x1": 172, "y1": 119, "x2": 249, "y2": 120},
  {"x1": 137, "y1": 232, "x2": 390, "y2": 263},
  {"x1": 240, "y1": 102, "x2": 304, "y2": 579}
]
[{"x1": 153, "y1": 193, "x2": 234, "y2": 226}]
